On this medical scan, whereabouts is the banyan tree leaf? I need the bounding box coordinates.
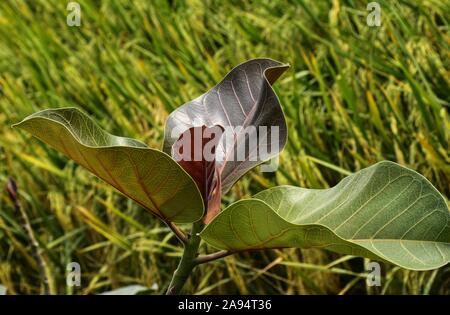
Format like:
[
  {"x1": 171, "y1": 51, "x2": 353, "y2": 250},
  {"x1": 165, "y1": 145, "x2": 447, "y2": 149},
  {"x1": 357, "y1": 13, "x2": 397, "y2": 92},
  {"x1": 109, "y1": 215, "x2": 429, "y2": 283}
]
[
  {"x1": 201, "y1": 161, "x2": 450, "y2": 270},
  {"x1": 13, "y1": 107, "x2": 204, "y2": 224},
  {"x1": 172, "y1": 125, "x2": 224, "y2": 223},
  {"x1": 163, "y1": 58, "x2": 289, "y2": 193}
]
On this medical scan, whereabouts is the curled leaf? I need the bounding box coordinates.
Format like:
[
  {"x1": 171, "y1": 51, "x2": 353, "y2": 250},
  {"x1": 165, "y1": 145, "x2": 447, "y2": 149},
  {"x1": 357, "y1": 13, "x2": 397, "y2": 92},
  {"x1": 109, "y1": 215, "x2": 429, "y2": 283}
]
[{"x1": 164, "y1": 58, "x2": 289, "y2": 193}]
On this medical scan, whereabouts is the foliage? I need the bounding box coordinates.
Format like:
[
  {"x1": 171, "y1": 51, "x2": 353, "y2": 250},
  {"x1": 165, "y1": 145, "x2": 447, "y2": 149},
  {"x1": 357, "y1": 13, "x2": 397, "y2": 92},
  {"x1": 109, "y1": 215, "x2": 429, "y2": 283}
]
[{"x1": 0, "y1": 0, "x2": 449, "y2": 294}]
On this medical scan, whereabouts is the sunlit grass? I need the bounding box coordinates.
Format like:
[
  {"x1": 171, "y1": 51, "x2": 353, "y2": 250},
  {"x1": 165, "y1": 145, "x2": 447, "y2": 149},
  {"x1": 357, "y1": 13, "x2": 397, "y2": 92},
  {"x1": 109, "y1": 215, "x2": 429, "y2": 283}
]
[{"x1": 0, "y1": 0, "x2": 448, "y2": 294}]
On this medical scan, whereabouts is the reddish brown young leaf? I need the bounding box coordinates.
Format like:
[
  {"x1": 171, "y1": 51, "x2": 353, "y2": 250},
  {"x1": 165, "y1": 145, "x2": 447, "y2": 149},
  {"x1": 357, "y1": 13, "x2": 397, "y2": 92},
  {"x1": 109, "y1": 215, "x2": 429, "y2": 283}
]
[{"x1": 172, "y1": 125, "x2": 224, "y2": 223}]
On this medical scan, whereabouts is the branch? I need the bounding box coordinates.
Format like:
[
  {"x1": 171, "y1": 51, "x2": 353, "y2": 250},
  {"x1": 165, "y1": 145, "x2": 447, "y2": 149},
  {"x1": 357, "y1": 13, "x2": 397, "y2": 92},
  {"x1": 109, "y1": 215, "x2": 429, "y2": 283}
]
[
  {"x1": 194, "y1": 247, "x2": 290, "y2": 265},
  {"x1": 167, "y1": 221, "x2": 188, "y2": 245},
  {"x1": 6, "y1": 177, "x2": 54, "y2": 294},
  {"x1": 194, "y1": 250, "x2": 235, "y2": 264}
]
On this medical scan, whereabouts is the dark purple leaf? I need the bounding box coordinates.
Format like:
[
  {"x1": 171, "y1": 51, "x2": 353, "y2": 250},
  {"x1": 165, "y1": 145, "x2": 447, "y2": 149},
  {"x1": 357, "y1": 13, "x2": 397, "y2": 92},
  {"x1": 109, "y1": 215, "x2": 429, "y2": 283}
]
[{"x1": 164, "y1": 58, "x2": 289, "y2": 193}]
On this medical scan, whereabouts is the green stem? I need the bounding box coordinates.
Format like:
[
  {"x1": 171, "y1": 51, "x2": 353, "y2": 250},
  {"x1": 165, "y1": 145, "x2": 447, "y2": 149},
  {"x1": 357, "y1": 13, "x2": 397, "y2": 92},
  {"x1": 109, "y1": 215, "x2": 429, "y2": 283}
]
[{"x1": 166, "y1": 222, "x2": 203, "y2": 295}]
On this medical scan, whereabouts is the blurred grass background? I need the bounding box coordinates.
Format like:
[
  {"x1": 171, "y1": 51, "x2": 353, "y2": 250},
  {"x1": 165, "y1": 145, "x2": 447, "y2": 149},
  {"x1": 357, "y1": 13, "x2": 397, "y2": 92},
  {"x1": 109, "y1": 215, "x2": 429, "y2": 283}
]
[{"x1": 0, "y1": 0, "x2": 449, "y2": 294}]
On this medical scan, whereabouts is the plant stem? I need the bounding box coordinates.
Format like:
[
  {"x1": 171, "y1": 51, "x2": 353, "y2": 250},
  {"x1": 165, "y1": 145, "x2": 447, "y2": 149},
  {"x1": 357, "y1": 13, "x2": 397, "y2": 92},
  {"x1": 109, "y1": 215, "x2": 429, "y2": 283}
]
[
  {"x1": 195, "y1": 250, "x2": 234, "y2": 264},
  {"x1": 167, "y1": 221, "x2": 188, "y2": 245},
  {"x1": 166, "y1": 221, "x2": 203, "y2": 295}
]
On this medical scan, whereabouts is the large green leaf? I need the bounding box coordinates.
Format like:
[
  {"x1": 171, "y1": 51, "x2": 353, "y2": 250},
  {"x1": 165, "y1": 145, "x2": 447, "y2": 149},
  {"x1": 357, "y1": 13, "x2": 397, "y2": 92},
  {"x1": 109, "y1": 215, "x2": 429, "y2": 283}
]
[
  {"x1": 201, "y1": 161, "x2": 450, "y2": 270},
  {"x1": 13, "y1": 108, "x2": 204, "y2": 223}
]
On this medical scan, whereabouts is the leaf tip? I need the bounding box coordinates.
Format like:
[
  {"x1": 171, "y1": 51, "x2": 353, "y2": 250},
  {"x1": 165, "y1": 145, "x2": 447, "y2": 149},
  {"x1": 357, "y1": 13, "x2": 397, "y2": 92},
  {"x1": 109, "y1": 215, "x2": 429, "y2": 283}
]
[{"x1": 11, "y1": 120, "x2": 24, "y2": 129}]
